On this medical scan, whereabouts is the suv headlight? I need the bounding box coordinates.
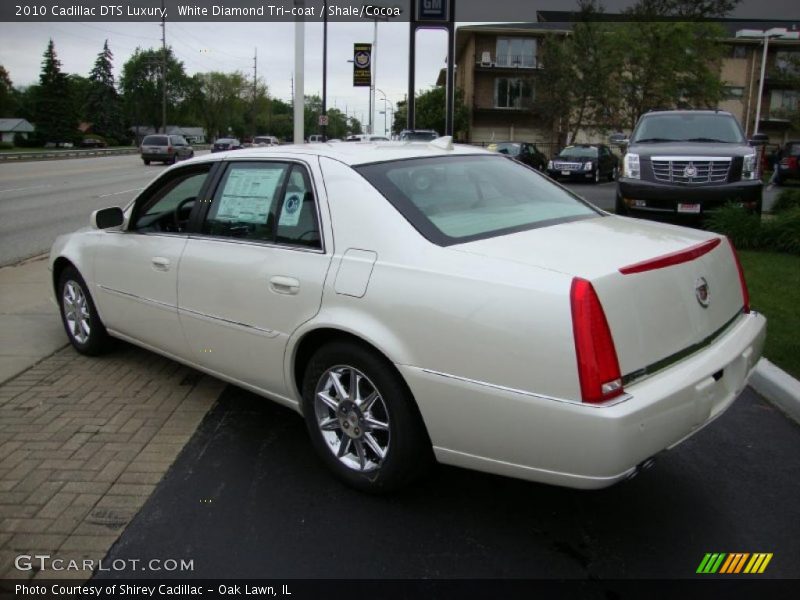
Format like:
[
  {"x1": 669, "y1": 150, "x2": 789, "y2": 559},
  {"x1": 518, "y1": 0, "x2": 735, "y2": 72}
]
[
  {"x1": 583, "y1": 161, "x2": 593, "y2": 171},
  {"x1": 742, "y1": 152, "x2": 757, "y2": 181},
  {"x1": 623, "y1": 153, "x2": 640, "y2": 179}
]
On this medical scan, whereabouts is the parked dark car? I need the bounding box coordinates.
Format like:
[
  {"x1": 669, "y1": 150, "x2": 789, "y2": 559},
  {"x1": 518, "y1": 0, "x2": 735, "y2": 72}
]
[
  {"x1": 773, "y1": 140, "x2": 800, "y2": 185},
  {"x1": 80, "y1": 138, "x2": 107, "y2": 148},
  {"x1": 546, "y1": 144, "x2": 619, "y2": 183},
  {"x1": 140, "y1": 134, "x2": 194, "y2": 165},
  {"x1": 399, "y1": 129, "x2": 439, "y2": 141},
  {"x1": 487, "y1": 141, "x2": 548, "y2": 171},
  {"x1": 616, "y1": 110, "x2": 763, "y2": 220},
  {"x1": 212, "y1": 138, "x2": 244, "y2": 153}
]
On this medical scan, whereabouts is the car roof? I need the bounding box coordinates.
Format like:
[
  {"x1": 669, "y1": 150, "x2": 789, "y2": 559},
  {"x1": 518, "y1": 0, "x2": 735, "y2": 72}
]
[
  {"x1": 643, "y1": 110, "x2": 734, "y2": 117},
  {"x1": 187, "y1": 140, "x2": 491, "y2": 166}
]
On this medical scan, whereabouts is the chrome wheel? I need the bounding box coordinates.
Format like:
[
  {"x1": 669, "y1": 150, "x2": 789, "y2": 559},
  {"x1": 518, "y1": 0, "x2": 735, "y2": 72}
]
[
  {"x1": 314, "y1": 365, "x2": 390, "y2": 473},
  {"x1": 62, "y1": 280, "x2": 91, "y2": 344}
]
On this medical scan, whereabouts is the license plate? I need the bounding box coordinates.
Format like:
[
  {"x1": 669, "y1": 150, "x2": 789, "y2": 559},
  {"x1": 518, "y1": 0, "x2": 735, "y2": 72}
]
[
  {"x1": 634, "y1": 200, "x2": 646, "y2": 207},
  {"x1": 561, "y1": 170, "x2": 570, "y2": 176},
  {"x1": 678, "y1": 203, "x2": 701, "y2": 214}
]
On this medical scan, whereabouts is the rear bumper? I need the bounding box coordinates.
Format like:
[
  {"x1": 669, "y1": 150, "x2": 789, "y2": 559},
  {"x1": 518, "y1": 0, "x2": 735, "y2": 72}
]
[
  {"x1": 401, "y1": 311, "x2": 766, "y2": 489},
  {"x1": 141, "y1": 152, "x2": 173, "y2": 161},
  {"x1": 618, "y1": 178, "x2": 762, "y2": 215}
]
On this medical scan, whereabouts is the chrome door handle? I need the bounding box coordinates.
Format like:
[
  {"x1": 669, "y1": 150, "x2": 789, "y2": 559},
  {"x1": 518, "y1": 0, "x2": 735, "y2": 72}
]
[
  {"x1": 269, "y1": 276, "x2": 300, "y2": 295},
  {"x1": 152, "y1": 256, "x2": 170, "y2": 271}
]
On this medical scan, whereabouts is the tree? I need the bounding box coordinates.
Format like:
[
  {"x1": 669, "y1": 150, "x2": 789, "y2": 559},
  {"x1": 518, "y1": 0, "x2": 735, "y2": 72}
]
[
  {"x1": 612, "y1": 20, "x2": 727, "y2": 130},
  {"x1": 0, "y1": 66, "x2": 19, "y2": 118},
  {"x1": 186, "y1": 71, "x2": 250, "y2": 140},
  {"x1": 86, "y1": 40, "x2": 125, "y2": 143},
  {"x1": 538, "y1": 1, "x2": 621, "y2": 144},
  {"x1": 393, "y1": 87, "x2": 470, "y2": 139},
  {"x1": 120, "y1": 47, "x2": 190, "y2": 133},
  {"x1": 34, "y1": 40, "x2": 77, "y2": 145},
  {"x1": 626, "y1": 0, "x2": 739, "y2": 18}
]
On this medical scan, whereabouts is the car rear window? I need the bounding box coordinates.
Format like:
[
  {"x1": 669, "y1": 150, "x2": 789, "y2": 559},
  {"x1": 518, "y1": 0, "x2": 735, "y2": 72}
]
[
  {"x1": 356, "y1": 155, "x2": 601, "y2": 246},
  {"x1": 142, "y1": 135, "x2": 168, "y2": 146}
]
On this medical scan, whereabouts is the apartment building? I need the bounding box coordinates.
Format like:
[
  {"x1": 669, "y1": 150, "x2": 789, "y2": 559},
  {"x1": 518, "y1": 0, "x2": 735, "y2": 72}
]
[{"x1": 453, "y1": 14, "x2": 799, "y2": 146}]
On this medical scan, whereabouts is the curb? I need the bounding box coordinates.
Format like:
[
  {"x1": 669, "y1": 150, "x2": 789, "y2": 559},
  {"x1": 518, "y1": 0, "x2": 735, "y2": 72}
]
[{"x1": 751, "y1": 358, "x2": 800, "y2": 424}]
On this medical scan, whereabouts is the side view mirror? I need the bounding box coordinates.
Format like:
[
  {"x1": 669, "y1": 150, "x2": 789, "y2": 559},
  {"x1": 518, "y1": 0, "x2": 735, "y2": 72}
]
[
  {"x1": 749, "y1": 133, "x2": 769, "y2": 146},
  {"x1": 91, "y1": 207, "x2": 124, "y2": 230}
]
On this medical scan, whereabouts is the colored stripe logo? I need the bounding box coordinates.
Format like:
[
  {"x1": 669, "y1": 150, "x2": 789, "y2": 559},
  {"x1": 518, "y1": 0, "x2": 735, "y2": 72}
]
[{"x1": 696, "y1": 553, "x2": 773, "y2": 574}]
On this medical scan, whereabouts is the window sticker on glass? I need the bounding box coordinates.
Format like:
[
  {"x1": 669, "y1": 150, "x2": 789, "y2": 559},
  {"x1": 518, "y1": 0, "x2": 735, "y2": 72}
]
[
  {"x1": 215, "y1": 167, "x2": 284, "y2": 224},
  {"x1": 278, "y1": 192, "x2": 303, "y2": 227}
]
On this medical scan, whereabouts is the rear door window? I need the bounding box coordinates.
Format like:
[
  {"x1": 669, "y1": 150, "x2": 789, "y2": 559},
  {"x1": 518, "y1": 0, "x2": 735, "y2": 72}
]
[{"x1": 142, "y1": 135, "x2": 168, "y2": 146}]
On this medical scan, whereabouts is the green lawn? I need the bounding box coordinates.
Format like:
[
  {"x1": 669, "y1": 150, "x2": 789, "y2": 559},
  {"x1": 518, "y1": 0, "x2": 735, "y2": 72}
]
[{"x1": 738, "y1": 250, "x2": 800, "y2": 380}]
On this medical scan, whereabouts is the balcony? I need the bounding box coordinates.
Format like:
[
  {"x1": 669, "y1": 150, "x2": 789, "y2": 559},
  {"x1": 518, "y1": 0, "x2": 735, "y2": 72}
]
[{"x1": 475, "y1": 53, "x2": 541, "y2": 70}]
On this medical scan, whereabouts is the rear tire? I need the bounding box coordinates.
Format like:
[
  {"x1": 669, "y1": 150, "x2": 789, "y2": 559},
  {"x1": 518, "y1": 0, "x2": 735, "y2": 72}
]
[
  {"x1": 58, "y1": 266, "x2": 113, "y2": 356},
  {"x1": 143, "y1": 159, "x2": 150, "y2": 165},
  {"x1": 302, "y1": 341, "x2": 432, "y2": 493}
]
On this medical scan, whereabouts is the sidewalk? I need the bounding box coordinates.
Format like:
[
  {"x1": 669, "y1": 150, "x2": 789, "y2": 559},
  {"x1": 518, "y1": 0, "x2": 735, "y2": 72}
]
[
  {"x1": 0, "y1": 255, "x2": 798, "y2": 580},
  {"x1": 0, "y1": 258, "x2": 224, "y2": 580}
]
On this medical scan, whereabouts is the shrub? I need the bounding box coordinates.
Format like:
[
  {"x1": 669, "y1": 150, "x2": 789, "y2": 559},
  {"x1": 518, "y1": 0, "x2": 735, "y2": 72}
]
[
  {"x1": 706, "y1": 204, "x2": 800, "y2": 256},
  {"x1": 772, "y1": 189, "x2": 800, "y2": 214},
  {"x1": 0, "y1": 141, "x2": 13, "y2": 150},
  {"x1": 764, "y1": 207, "x2": 800, "y2": 256},
  {"x1": 705, "y1": 205, "x2": 763, "y2": 250}
]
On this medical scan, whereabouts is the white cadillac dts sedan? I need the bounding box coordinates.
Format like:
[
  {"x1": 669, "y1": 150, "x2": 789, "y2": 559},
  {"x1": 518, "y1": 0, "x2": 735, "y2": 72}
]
[{"x1": 50, "y1": 138, "x2": 766, "y2": 492}]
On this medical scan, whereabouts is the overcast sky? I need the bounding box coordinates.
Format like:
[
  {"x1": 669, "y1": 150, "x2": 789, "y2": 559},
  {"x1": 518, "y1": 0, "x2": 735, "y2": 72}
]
[{"x1": 0, "y1": 0, "x2": 795, "y2": 133}]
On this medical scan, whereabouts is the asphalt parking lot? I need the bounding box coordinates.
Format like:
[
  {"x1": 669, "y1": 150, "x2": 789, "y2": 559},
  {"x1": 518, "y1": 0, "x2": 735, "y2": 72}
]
[{"x1": 100, "y1": 382, "x2": 800, "y2": 580}]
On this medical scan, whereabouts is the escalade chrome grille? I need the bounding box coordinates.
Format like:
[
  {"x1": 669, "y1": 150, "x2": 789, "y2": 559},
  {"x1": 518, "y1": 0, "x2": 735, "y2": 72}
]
[{"x1": 651, "y1": 156, "x2": 731, "y2": 184}]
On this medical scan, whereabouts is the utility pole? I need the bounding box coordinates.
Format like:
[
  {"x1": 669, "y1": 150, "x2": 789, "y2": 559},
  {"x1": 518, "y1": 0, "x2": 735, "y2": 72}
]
[
  {"x1": 252, "y1": 47, "x2": 258, "y2": 138},
  {"x1": 160, "y1": 0, "x2": 167, "y2": 134},
  {"x1": 321, "y1": 1, "x2": 328, "y2": 141},
  {"x1": 369, "y1": 18, "x2": 378, "y2": 134}
]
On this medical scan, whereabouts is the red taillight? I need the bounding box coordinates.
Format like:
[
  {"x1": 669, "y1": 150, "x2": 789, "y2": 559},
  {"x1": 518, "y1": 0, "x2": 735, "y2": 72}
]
[
  {"x1": 727, "y1": 237, "x2": 750, "y2": 314},
  {"x1": 167, "y1": 146, "x2": 174, "y2": 154},
  {"x1": 570, "y1": 278, "x2": 624, "y2": 404},
  {"x1": 789, "y1": 157, "x2": 798, "y2": 170}
]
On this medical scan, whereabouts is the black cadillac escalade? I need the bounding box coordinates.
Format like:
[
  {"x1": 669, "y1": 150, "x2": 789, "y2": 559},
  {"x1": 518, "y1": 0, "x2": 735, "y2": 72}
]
[{"x1": 616, "y1": 110, "x2": 763, "y2": 220}]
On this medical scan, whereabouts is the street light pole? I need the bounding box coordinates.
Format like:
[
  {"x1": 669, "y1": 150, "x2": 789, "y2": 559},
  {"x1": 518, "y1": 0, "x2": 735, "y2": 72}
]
[{"x1": 736, "y1": 27, "x2": 800, "y2": 136}]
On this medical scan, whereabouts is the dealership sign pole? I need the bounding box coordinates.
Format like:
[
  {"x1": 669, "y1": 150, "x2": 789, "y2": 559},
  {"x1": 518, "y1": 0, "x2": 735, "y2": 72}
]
[{"x1": 408, "y1": 0, "x2": 455, "y2": 136}]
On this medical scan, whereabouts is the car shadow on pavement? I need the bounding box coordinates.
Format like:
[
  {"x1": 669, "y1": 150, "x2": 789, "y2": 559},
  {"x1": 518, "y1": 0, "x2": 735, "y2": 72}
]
[{"x1": 98, "y1": 384, "x2": 800, "y2": 580}]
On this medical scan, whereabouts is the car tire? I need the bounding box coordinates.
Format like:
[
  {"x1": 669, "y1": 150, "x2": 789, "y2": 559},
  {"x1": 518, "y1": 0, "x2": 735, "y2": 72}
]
[
  {"x1": 170, "y1": 154, "x2": 177, "y2": 165},
  {"x1": 615, "y1": 192, "x2": 629, "y2": 216},
  {"x1": 58, "y1": 266, "x2": 113, "y2": 356},
  {"x1": 593, "y1": 169, "x2": 600, "y2": 184},
  {"x1": 143, "y1": 159, "x2": 150, "y2": 165},
  {"x1": 609, "y1": 166, "x2": 618, "y2": 182},
  {"x1": 301, "y1": 340, "x2": 432, "y2": 493}
]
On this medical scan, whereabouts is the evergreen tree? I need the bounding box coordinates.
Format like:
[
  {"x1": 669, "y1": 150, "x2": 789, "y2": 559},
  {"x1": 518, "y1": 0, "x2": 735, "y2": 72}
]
[
  {"x1": 34, "y1": 40, "x2": 77, "y2": 144},
  {"x1": 87, "y1": 40, "x2": 125, "y2": 143},
  {"x1": 0, "y1": 66, "x2": 19, "y2": 118}
]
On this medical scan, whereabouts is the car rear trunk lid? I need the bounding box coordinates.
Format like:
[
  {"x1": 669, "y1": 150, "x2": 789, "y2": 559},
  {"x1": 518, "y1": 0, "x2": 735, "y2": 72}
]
[{"x1": 453, "y1": 217, "x2": 746, "y2": 380}]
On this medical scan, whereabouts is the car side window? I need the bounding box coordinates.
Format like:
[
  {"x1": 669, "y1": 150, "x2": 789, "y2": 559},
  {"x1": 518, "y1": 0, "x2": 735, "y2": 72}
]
[
  {"x1": 202, "y1": 162, "x2": 288, "y2": 242},
  {"x1": 275, "y1": 165, "x2": 322, "y2": 249},
  {"x1": 131, "y1": 166, "x2": 212, "y2": 234}
]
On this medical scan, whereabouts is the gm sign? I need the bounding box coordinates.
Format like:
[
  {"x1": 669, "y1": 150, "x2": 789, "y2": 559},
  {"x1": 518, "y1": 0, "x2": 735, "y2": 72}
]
[{"x1": 418, "y1": 0, "x2": 449, "y2": 21}]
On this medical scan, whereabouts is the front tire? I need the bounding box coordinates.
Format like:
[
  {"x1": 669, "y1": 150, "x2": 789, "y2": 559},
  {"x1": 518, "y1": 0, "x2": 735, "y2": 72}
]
[
  {"x1": 58, "y1": 266, "x2": 112, "y2": 356},
  {"x1": 302, "y1": 341, "x2": 432, "y2": 492},
  {"x1": 615, "y1": 191, "x2": 629, "y2": 215}
]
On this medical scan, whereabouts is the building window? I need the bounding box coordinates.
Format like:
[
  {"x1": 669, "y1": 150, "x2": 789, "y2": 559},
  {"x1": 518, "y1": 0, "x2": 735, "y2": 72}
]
[
  {"x1": 731, "y1": 45, "x2": 747, "y2": 59},
  {"x1": 494, "y1": 78, "x2": 534, "y2": 109},
  {"x1": 770, "y1": 89, "x2": 800, "y2": 113},
  {"x1": 775, "y1": 51, "x2": 800, "y2": 75},
  {"x1": 495, "y1": 37, "x2": 536, "y2": 68},
  {"x1": 724, "y1": 86, "x2": 745, "y2": 99}
]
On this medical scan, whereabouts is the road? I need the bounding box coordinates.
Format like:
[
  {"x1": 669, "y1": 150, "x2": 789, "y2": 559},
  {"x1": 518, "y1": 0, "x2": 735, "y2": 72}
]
[
  {"x1": 0, "y1": 154, "x2": 201, "y2": 267},
  {"x1": 100, "y1": 384, "x2": 800, "y2": 579},
  {"x1": 0, "y1": 155, "x2": 782, "y2": 267}
]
